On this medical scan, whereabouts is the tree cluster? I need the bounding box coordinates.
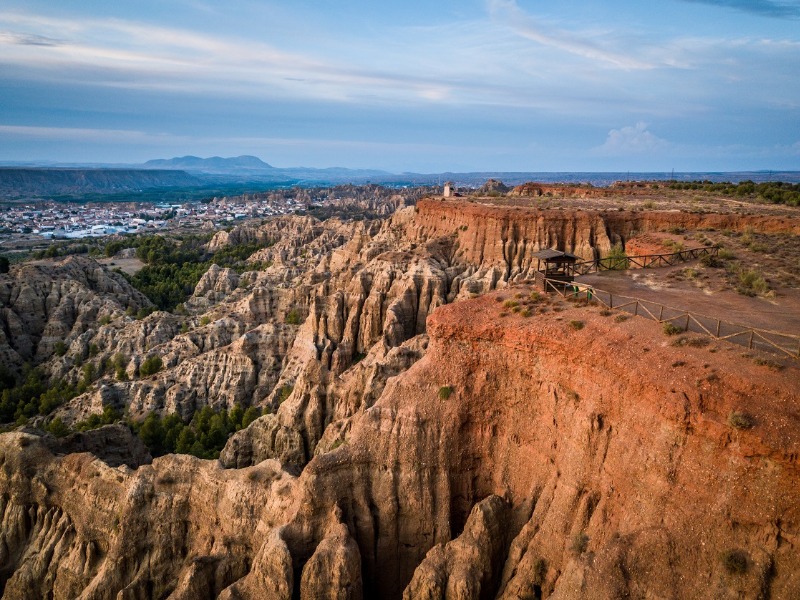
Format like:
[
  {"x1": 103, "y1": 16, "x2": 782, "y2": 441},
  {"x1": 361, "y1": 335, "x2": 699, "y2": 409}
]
[
  {"x1": 0, "y1": 366, "x2": 77, "y2": 425},
  {"x1": 120, "y1": 234, "x2": 269, "y2": 312},
  {"x1": 130, "y1": 404, "x2": 263, "y2": 459},
  {"x1": 667, "y1": 180, "x2": 800, "y2": 206}
]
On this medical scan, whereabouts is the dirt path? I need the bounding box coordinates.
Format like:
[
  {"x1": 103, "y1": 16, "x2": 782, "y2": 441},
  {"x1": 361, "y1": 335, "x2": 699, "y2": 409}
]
[{"x1": 577, "y1": 265, "x2": 800, "y2": 334}]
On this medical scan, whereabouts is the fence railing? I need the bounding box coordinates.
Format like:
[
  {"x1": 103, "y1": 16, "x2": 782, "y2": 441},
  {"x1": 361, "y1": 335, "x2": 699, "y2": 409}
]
[
  {"x1": 571, "y1": 246, "x2": 718, "y2": 276},
  {"x1": 541, "y1": 278, "x2": 800, "y2": 360}
]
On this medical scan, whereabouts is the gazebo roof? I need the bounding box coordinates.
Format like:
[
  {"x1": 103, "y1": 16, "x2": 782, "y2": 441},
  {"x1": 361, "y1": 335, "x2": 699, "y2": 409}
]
[{"x1": 531, "y1": 248, "x2": 579, "y2": 261}]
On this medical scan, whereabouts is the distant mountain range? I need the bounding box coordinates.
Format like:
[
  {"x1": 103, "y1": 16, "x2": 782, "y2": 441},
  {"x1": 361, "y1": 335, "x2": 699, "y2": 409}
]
[
  {"x1": 1, "y1": 156, "x2": 799, "y2": 201},
  {"x1": 143, "y1": 155, "x2": 275, "y2": 173},
  {"x1": 140, "y1": 155, "x2": 393, "y2": 184}
]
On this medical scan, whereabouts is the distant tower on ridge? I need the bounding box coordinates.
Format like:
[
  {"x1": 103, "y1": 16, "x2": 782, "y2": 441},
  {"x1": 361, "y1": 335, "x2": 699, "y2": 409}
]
[{"x1": 443, "y1": 181, "x2": 455, "y2": 198}]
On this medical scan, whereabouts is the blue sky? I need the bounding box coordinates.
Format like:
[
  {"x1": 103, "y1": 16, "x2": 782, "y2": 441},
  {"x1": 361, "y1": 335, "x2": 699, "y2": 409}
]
[{"x1": 0, "y1": 0, "x2": 798, "y2": 172}]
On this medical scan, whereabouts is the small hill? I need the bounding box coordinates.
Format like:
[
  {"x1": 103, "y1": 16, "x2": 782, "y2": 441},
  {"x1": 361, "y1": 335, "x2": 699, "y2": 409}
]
[
  {"x1": 144, "y1": 155, "x2": 274, "y2": 173},
  {"x1": 0, "y1": 168, "x2": 201, "y2": 198}
]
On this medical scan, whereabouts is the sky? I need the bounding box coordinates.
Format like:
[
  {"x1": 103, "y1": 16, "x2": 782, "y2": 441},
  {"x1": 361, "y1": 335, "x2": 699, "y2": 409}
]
[{"x1": 0, "y1": 0, "x2": 799, "y2": 172}]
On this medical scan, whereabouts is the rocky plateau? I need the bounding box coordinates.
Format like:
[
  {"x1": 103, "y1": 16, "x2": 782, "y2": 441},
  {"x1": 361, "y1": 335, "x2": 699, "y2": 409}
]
[{"x1": 0, "y1": 192, "x2": 798, "y2": 599}]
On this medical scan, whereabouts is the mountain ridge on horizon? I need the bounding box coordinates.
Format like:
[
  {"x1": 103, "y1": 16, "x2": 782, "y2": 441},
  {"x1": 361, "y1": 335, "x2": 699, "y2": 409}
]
[{"x1": 143, "y1": 155, "x2": 275, "y2": 172}]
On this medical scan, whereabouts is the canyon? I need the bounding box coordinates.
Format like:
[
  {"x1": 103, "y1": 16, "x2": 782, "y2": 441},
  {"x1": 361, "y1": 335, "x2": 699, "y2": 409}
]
[{"x1": 0, "y1": 190, "x2": 798, "y2": 599}]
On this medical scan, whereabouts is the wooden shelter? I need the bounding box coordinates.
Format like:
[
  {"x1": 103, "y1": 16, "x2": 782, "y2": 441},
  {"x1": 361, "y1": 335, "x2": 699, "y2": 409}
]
[{"x1": 531, "y1": 248, "x2": 579, "y2": 290}]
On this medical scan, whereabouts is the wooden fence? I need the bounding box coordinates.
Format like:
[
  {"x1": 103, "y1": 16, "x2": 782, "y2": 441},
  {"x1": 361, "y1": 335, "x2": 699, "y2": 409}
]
[
  {"x1": 542, "y1": 278, "x2": 800, "y2": 359},
  {"x1": 571, "y1": 246, "x2": 719, "y2": 276}
]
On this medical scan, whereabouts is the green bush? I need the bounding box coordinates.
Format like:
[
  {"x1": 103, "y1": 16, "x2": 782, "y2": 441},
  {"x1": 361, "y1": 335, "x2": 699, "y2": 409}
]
[
  {"x1": 728, "y1": 412, "x2": 754, "y2": 430},
  {"x1": 277, "y1": 385, "x2": 294, "y2": 404},
  {"x1": 74, "y1": 405, "x2": 121, "y2": 432},
  {"x1": 662, "y1": 322, "x2": 683, "y2": 336},
  {"x1": 46, "y1": 417, "x2": 71, "y2": 438},
  {"x1": 139, "y1": 356, "x2": 163, "y2": 377},
  {"x1": 568, "y1": 320, "x2": 584, "y2": 331},
  {"x1": 285, "y1": 309, "x2": 302, "y2": 325},
  {"x1": 54, "y1": 341, "x2": 68, "y2": 357},
  {"x1": 438, "y1": 385, "x2": 453, "y2": 400},
  {"x1": 605, "y1": 244, "x2": 630, "y2": 270},
  {"x1": 736, "y1": 269, "x2": 769, "y2": 296}
]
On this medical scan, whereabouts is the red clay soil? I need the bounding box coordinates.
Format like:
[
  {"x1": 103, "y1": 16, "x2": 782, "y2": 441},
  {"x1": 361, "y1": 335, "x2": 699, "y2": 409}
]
[{"x1": 299, "y1": 286, "x2": 800, "y2": 597}]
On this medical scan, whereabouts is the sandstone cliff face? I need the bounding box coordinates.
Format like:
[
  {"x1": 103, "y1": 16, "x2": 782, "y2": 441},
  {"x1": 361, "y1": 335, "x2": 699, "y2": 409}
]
[
  {"x1": 407, "y1": 199, "x2": 800, "y2": 281},
  {"x1": 277, "y1": 293, "x2": 800, "y2": 598},
  {"x1": 0, "y1": 256, "x2": 151, "y2": 371},
  {"x1": 3, "y1": 289, "x2": 798, "y2": 599}
]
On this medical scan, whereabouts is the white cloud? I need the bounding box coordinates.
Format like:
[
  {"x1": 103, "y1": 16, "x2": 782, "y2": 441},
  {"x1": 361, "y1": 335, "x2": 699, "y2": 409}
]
[{"x1": 596, "y1": 122, "x2": 671, "y2": 155}]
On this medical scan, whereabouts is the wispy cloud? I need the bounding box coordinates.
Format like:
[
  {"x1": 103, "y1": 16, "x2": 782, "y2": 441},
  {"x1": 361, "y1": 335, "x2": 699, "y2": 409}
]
[
  {"x1": 0, "y1": 11, "x2": 465, "y2": 105},
  {"x1": 0, "y1": 31, "x2": 62, "y2": 46},
  {"x1": 680, "y1": 0, "x2": 800, "y2": 19},
  {"x1": 486, "y1": 0, "x2": 654, "y2": 69},
  {"x1": 0, "y1": 124, "x2": 181, "y2": 143}
]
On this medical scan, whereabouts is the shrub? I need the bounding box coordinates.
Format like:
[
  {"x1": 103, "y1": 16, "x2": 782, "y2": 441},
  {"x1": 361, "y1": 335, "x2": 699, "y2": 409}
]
[
  {"x1": 672, "y1": 336, "x2": 709, "y2": 348},
  {"x1": 533, "y1": 557, "x2": 547, "y2": 584},
  {"x1": 46, "y1": 417, "x2": 70, "y2": 438},
  {"x1": 571, "y1": 533, "x2": 589, "y2": 554},
  {"x1": 568, "y1": 320, "x2": 584, "y2": 331},
  {"x1": 503, "y1": 300, "x2": 519, "y2": 309},
  {"x1": 139, "y1": 355, "x2": 163, "y2": 377},
  {"x1": 753, "y1": 358, "x2": 783, "y2": 371},
  {"x1": 736, "y1": 269, "x2": 769, "y2": 296},
  {"x1": 721, "y1": 549, "x2": 748, "y2": 574},
  {"x1": 718, "y1": 248, "x2": 735, "y2": 260},
  {"x1": 438, "y1": 385, "x2": 453, "y2": 400},
  {"x1": 662, "y1": 322, "x2": 683, "y2": 336},
  {"x1": 614, "y1": 314, "x2": 629, "y2": 323},
  {"x1": 199, "y1": 315, "x2": 211, "y2": 326},
  {"x1": 74, "y1": 404, "x2": 122, "y2": 432},
  {"x1": 54, "y1": 341, "x2": 68, "y2": 357},
  {"x1": 605, "y1": 244, "x2": 630, "y2": 270},
  {"x1": 136, "y1": 307, "x2": 155, "y2": 320},
  {"x1": 285, "y1": 309, "x2": 302, "y2": 325},
  {"x1": 277, "y1": 385, "x2": 293, "y2": 404},
  {"x1": 728, "y1": 412, "x2": 754, "y2": 430}
]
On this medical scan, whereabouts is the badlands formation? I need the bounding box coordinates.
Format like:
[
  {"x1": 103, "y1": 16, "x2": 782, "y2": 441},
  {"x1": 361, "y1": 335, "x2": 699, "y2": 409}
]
[{"x1": 0, "y1": 192, "x2": 799, "y2": 599}]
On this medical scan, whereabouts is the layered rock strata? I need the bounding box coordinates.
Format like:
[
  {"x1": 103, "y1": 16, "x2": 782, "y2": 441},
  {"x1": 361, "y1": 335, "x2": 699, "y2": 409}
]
[{"x1": 1, "y1": 291, "x2": 798, "y2": 598}]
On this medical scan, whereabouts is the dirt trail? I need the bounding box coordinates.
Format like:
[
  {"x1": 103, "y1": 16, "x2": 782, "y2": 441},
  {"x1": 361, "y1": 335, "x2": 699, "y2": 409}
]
[{"x1": 577, "y1": 266, "x2": 800, "y2": 334}]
